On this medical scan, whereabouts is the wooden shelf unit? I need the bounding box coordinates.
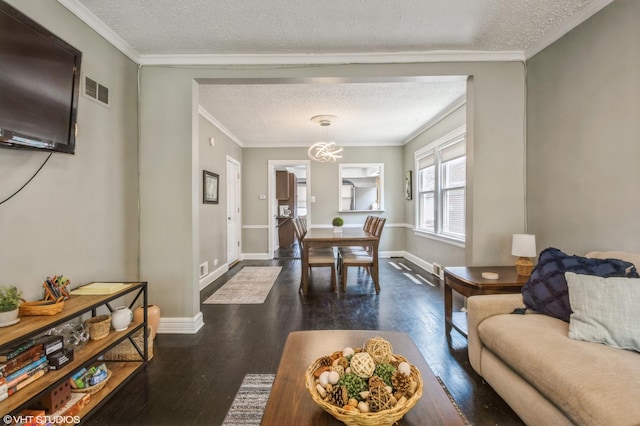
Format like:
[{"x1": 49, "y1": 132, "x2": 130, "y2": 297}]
[{"x1": 0, "y1": 282, "x2": 148, "y2": 421}]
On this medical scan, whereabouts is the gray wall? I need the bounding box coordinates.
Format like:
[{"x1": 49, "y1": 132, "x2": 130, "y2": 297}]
[
  {"x1": 527, "y1": 0, "x2": 640, "y2": 254},
  {"x1": 0, "y1": 1, "x2": 139, "y2": 301},
  {"x1": 241, "y1": 146, "x2": 405, "y2": 255},
  {"x1": 198, "y1": 112, "x2": 242, "y2": 273},
  {"x1": 403, "y1": 103, "x2": 467, "y2": 268},
  {"x1": 139, "y1": 62, "x2": 525, "y2": 321}
]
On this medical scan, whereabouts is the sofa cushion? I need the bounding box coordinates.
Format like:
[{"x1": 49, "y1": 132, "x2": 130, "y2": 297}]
[
  {"x1": 478, "y1": 313, "x2": 640, "y2": 425},
  {"x1": 521, "y1": 247, "x2": 638, "y2": 322},
  {"x1": 566, "y1": 272, "x2": 640, "y2": 352}
]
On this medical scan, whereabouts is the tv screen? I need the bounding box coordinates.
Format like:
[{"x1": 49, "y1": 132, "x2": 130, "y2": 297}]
[{"x1": 0, "y1": 1, "x2": 82, "y2": 154}]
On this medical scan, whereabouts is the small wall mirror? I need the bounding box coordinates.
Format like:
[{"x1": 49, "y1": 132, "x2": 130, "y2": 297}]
[{"x1": 339, "y1": 163, "x2": 384, "y2": 212}]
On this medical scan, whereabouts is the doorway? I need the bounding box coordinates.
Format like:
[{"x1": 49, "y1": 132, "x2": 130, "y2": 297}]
[
  {"x1": 227, "y1": 156, "x2": 241, "y2": 266},
  {"x1": 268, "y1": 160, "x2": 311, "y2": 259}
]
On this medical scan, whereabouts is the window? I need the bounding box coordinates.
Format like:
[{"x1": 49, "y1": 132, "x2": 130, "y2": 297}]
[{"x1": 415, "y1": 126, "x2": 466, "y2": 242}]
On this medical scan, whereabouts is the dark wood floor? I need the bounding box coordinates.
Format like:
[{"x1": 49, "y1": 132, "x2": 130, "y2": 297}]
[{"x1": 86, "y1": 256, "x2": 524, "y2": 425}]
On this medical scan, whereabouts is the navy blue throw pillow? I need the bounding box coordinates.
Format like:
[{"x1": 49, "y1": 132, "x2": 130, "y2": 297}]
[{"x1": 521, "y1": 247, "x2": 639, "y2": 322}]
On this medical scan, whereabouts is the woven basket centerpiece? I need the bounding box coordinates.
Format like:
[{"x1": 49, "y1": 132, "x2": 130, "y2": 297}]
[{"x1": 305, "y1": 336, "x2": 423, "y2": 426}]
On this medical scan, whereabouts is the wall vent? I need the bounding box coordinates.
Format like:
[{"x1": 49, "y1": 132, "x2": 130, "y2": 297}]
[
  {"x1": 199, "y1": 262, "x2": 209, "y2": 278},
  {"x1": 83, "y1": 76, "x2": 110, "y2": 107},
  {"x1": 432, "y1": 263, "x2": 442, "y2": 278}
]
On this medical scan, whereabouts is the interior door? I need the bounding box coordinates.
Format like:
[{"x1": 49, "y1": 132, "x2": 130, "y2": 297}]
[{"x1": 226, "y1": 157, "x2": 241, "y2": 265}]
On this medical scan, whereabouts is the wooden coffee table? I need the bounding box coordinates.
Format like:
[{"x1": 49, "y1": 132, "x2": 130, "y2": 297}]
[
  {"x1": 444, "y1": 266, "x2": 528, "y2": 338},
  {"x1": 261, "y1": 330, "x2": 466, "y2": 425}
]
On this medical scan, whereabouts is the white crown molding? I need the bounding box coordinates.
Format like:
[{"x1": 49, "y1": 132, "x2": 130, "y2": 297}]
[
  {"x1": 140, "y1": 50, "x2": 525, "y2": 66},
  {"x1": 198, "y1": 106, "x2": 245, "y2": 147},
  {"x1": 57, "y1": 0, "x2": 611, "y2": 66},
  {"x1": 525, "y1": 0, "x2": 615, "y2": 59},
  {"x1": 403, "y1": 94, "x2": 467, "y2": 145},
  {"x1": 57, "y1": 0, "x2": 140, "y2": 63}
]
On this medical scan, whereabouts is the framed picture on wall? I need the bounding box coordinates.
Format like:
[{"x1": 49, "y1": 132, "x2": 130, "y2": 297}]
[
  {"x1": 405, "y1": 170, "x2": 412, "y2": 200},
  {"x1": 203, "y1": 170, "x2": 219, "y2": 204}
]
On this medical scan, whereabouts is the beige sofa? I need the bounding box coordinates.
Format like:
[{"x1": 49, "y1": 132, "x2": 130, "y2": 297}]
[{"x1": 467, "y1": 251, "x2": 640, "y2": 426}]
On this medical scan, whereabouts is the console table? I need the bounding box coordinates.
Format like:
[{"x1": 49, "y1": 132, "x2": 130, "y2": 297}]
[{"x1": 444, "y1": 266, "x2": 528, "y2": 338}]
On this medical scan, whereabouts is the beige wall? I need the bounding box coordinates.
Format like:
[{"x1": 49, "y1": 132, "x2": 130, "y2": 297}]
[
  {"x1": 139, "y1": 62, "x2": 526, "y2": 321},
  {"x1": 198, "y1": 112, "x2": 242, "y2": 274},
  {"x1": 241, "y1": 146, "x2": 405, "y2": 255},
  {"x1": 0, "y1": 0, "x2": 139, "y2": 301},
  {"x1": 0, "y1": 3, "x2": 528, "y2": 324},
  {"x1": 527, "y1": 0, "x2": 640, "y2": 254},
  {"x1": 403, "y1": 103, "x2": 467, "y2": 268}
]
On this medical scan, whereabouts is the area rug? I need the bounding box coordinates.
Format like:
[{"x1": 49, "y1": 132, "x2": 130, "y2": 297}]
[
  {"x1": 222, "y1": 374, "x2": 275, "y2": 425},
  {"x1": 436, "y1": 376, "x2": 473, "y2": 426},
  {"x1": 204, "y1": 266, "x2": 282, "y2": 304}
]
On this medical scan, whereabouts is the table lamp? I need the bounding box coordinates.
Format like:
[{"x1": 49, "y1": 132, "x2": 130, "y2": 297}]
[{"x1": 512, "y1": 234, "x2": 536, "y2": 276}]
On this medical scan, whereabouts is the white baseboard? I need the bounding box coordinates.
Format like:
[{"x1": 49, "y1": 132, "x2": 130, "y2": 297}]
[
  {"x1": 402, "y1": 251, "x2": 438, "y2": 276},
  {"x1": 199, "y1": 263, "x2": 229, "y2": 290},
  {"x1": 380, "y1": 250, "x2": 404, "y2": 258},
  {"x1": 241, "y1": 252, "x2": 270, "y2": 260},
  {"x1": 156, "y1": 311, "x2": 204, "y2": 334}
]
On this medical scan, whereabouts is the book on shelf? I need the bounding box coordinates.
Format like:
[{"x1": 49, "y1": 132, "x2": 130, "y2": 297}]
[
  {"x1": 5, "y1": 356, "x2": 48, "y2": 388},
  {"x1": 7, "y1": 363, "x2": 48, "y2": 396},
  {"x1": 0, "y1": 340, "x2": 36, "y2": 362},
  {"x1": 1, "y1": 345, "x2": 45, "y2": 376}
]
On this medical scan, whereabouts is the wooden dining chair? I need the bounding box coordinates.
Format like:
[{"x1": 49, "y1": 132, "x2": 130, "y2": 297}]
[
  {"x1": 292, "y1": 217, "x2": 337, "y2": 292},
  {"x1": 337, "y1": 216, "x2": 379, "y2": 275},
  {"x1": 340, "y1": 217, "x2": 386, "y2": 294}
]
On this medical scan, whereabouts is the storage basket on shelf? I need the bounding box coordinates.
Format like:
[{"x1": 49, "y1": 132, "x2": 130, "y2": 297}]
[
  {"x1": 19, "y1": 298, "x2": 65, "y2": 316},
  {"x1": 71, "y1": 370, "x2": 111, "y2": 395},
  {"x1": 85, "y1": 315, "x2": 111, "y2": 340},
  {"x1": 103, "y1": 327, "x2": 153, "y2": 361},
  {"x1": 304, "y1": 337, "x2": 423, "y2": 426}
]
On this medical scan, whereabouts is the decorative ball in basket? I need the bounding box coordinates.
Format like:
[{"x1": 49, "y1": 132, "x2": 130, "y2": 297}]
[{"x1": 305, "y1": 336, "x2": 423, "y2": 426}]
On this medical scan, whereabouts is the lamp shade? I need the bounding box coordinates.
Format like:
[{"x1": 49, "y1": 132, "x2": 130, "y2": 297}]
[{"x1": 512, "y1": 234, "x2": 537, "y2": 257}]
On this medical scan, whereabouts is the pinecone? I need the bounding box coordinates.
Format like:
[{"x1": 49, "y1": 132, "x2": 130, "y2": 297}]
[
  {"x1": 391, "y1": 371, "x2": 411, "y2": 395},
  {"x1": 328, "y1": 385, "x2": 349, "y2": 406},
  {"x1": 318, "y1": 356, "x2": 333, "y2": 367},
  {"x1": 368, "y1": 375, "x2": 386, "y2": 389}
]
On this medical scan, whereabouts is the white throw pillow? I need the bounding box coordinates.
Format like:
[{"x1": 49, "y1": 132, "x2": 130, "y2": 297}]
[{"x1": 566, "y1": 272, "x2": 640, "y2": 352}]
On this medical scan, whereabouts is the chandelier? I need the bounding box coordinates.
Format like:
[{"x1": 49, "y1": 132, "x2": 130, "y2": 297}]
[{"x1": 308, "y1": 115, "x2": 343, "y2": 162}]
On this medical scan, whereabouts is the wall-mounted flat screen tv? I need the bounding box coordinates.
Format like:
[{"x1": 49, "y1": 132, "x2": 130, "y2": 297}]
[{"x1": 0, "y1": 1, "x2": 82, "y2": 154}]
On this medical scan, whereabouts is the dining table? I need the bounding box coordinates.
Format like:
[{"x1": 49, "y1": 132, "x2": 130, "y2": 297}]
[{"x1": 300, "y1": 227, "x2": 379, "y2": 295}]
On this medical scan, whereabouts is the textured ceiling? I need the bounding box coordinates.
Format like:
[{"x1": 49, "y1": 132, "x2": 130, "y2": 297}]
[
  {"x1": 61, "y1": 0, "x2": 608, "y2": 147},
  {"x1": 74, "y1": 0, "x2": 596, "y2": 55},
  {"x1": 199, "y1": 79, "x2": 467, "y2": 147}
]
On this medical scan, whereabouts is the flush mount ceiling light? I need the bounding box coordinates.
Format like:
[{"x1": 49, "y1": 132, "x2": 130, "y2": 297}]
[{"x1": 308, "y1": 115, "x2": 343, "y2": 163}]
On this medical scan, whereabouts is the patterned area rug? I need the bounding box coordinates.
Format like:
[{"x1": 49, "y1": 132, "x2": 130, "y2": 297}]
[
  {"x1": 204, "y1": 266, "x2": 282, "y2": 304},
  {"x1": 221, "y1": 373, "x2": 471, "y2": 425},
  {"x1": 222, "y1": 374, "x2": 275, "y2": 425},
  {"x1": 436, "y1": 376, "x2": 473, "y2": 426}
]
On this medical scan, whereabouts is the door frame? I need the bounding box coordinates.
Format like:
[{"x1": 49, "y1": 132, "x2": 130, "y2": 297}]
[
  {"x1": 267, "y1": 159, "x2": 311, "y2": 259},
  {"x1": 227, "y1": 155, "x2": 241, "y2": 265}
]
